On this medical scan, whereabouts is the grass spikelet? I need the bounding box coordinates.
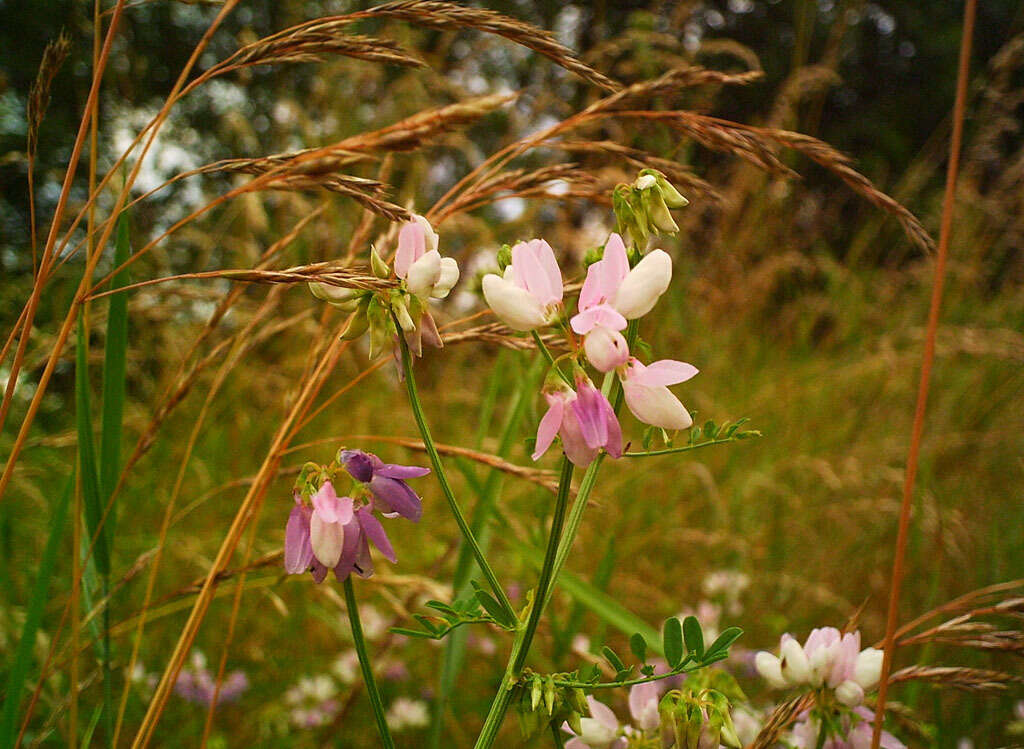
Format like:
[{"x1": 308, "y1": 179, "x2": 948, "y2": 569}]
[
  {"x1": 26, "y1": 32, "x2": 71, "y2": 160},
  {"x1": 352, "y1": 0, "x2": 621, "y2": 92},
  {"x1": 228, "y1": 27, "x2": 424, "y2": 69},
  {"x1": 887, "y1": 666, "x2": 1024, "y2": 692}
]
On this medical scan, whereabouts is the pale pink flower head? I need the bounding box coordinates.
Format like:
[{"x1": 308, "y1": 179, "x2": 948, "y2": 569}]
[
  {"x1": 533, "y1": 378, "x2": 622, "y2": 468},
  {"x1": 394, "y1": 215, "x2": 458, "y2": 299},
  {"x1": 620, "y1": 358, "x2": 697, "y2": 430},
  {"x1": 482, "y1": 239, "x2": 563, "y2": 331},
  {"x1": 562, "y1": 696, "x2": 627, "y2": 749}
]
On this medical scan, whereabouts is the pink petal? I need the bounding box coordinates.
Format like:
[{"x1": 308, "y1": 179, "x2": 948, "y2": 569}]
[
  {"x1": 598, "y1": 395, "x2": 623, "y2": 458},
  {"x1": 395, "y1": 221, "x2": 425, "y2": 279},
  {"x1": 570, "y1": 304, "x2": 627, "y2": 335},
  {"x1": 357, "y1": 508, "x2": 397, "y2": 563},
  {"x1": 284, "y1": 504, "x2": 314, "y2": 574},
  {"x1": 571, "y1": 384, "x2": 608, "y2": 449},
  {"x1": 578, "y1": 261, "x2": 605, "y2": 311},
  {"x1": 586, "y1": 696, "x2": 619, "y2": 732},
  {"x1": 532, "y1": 398, "x2": 565, "y2": 461},
  {"x1": 512, "y1": 241, "x2": 556, "y2": 306},
  {"x1": 333, "y1": 520, "x2": 362, "y2": 581},
  {"x1": 311, "y1": 482, "x2": 353, "y2": 524},
  {"x1": 559, "y1": 413, "x2": 599, "y2": 467},
  {"x1": 377, "y1": 464, "x2": 430, "y2": 479},
  {"x1": 534, "y1": 239, "x2": 563, "y2": 304},
  {"x1": 629, "y1": 359, "x2": 698, "y2": 387},
  {"x1": 602, "y1": 233, "x2": 630, "y2": 281}
]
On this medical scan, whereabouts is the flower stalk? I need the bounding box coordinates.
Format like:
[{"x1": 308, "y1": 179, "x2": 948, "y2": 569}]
[
  {"x1": 394, "y1": 316, "x2": 516, "y2": 621},
  {"x1": 343, "y1": 576, "x2": 395, "y2": 749}
]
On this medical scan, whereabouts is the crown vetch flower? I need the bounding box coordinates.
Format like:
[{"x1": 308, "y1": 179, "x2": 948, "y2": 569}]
[
  {"x1": 395, "y1": 215, "x2": 459, "y2": 300},
  {"x1": 285, "y1": 470, "x2": 408, "y2": 583},
  {"x1": 482, "y1": 239, "x2": 563, "y2": 331},
  {"x1": 340, "y1": 449, "x2": 430, "y2": 522},
  {"x1": 533, "y1": 378, "x2": 622, "y2": 468},
  {"x1": 570, "y1": 233, "x2": 673, "y2": 371},
  {"x1": 620, "y1": 358, "x2": 697, "y2": 430},
  {"x1": 756, "y1": 628, "x2": 888, "y2": 709}
]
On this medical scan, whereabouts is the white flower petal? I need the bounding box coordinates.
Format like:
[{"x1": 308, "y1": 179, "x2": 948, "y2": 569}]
[
  {"x1": 482, "y1": 274, "x2": 548, "y2": 331},
  {"x1": 613, "y1": 249, "x2": 672, "y2": 319}
]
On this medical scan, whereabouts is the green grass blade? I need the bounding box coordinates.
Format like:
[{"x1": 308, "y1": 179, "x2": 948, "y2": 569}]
[
  {"x1": 0, "y1": 472, "x2": 74, "y2": 744},
  {"x1": 77, "y1": 314, "x2": 113, "y2": 746},
  {"x1": 99, "y1": 212, "x2": 130, "y2": 512},
  {"x1": 76, "y1": 317, "x2": 109, "y2": 575}
]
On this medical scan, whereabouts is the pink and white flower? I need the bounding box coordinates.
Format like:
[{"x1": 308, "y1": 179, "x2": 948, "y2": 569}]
[
  {"x1": 756, "y1": 628, "x2": 887, "y2": 708},
  {"x1": 284, "y1": 481, "x2": 398, "y2": 583},
  {"x1": 482, "y1": 239, "x2": 563, "y2": 331},
  {"x1": 570, "y1": 233, "x2": 673, "y2": 371},
  {"x1": 533, "y1": 378, "x2": 622, "y2": 467},
  {"x1": 620, "y1": 358, "x2": 698, "y2": 430},
  {"x1": 395, "y1": 215, "x2": 459, "y2": 299}
]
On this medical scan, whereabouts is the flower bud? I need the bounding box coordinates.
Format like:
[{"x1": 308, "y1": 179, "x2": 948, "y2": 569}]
[
  {"x1": 370, "y1": 245, "x2": 391, "y2": 278},
  {"x1": 643, "y1": 168, "x2": 690, "y2": 208},
  {"x1": 613, "y1": 249, "x2": 672, "y2": 319},
  {"x1": 308, "y1": 282, "x2": 363, "y2": 310},
  {"x1": 339, "y1": 302, "x2": 371, "y2": 340},
  {"x1": 835, "y1": 680, "x2": 865, "y2": 707},
  {"x1": 496, "y1": 244, "x2": 513, "y2": 272},
  {"x1": 643, "y1": 188, "x2": 679, "y2": 234},
  {"x1": 583, "y1": 326, "x2": 629, "y2": 372},
  {"x1": 391, "y1": 295, "x2": 416, "y2": 332}
]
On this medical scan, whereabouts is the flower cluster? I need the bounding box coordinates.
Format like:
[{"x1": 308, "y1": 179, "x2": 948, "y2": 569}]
[
  {"x1": 384, "y1": 696, "x2": 430, "y2": 732},
  {"x1": 481, "y1": 182, "x2": 697, "y2": 468},
  {"x1": 755, "y1": 628, "x2": 884, "y2": 708},
  {"x1": 789, "y1": 706, "x2": 905, "y2": 749},
  {"x1": 308, "y1": 213, "x2": 459, "y2": 359},
  {"x1": 284, "y1": 449, "x2": 429, "y2": 583},
  {"x1": 173, "y1": 651, "x2": 248, "y2": 708},
  {"x1": 284, "y1": 675, "x2": 341, "y2": 728}
]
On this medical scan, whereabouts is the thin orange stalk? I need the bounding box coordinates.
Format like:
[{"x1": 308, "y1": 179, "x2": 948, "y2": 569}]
[{"x1": 870, "y1": 0, "x2": 976, "y2": 745}]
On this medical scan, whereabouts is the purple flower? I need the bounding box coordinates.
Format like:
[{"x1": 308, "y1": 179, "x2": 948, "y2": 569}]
[
  {"x1": 284, "y1": 481, "x2": 398, "y2": 583},
  {"x1": 340, "y1": 449, "x2": 430, "y2": 522},
  {"x1": 533, "y1": 378, "x2": 622, "y2": 467}
]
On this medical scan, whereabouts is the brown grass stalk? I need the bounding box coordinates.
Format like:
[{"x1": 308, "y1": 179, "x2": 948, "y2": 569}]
[{"x1": 871, "y1": 1, "x2": 977, "y2": 745}]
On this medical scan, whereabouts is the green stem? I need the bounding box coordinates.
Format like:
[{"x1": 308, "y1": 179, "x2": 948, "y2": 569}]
[
  {"x1": 514, "y1": 458, "x2": 573, "y2": 671},
  {"x1": 474, "y1": 459, "x2": 574, "y2": 749},
  {"x1": 394, "y1": 321, "x2": 515, "y2": 620},
  {"x1": 551, "y1": 720, "x2": 567, "y2": 748},
  {"x1": 343, "y1": 577, "x2": 396, "y2": 749},
  {"x1": 531, "y1": 331, "x2": 573, "y2": 386}
]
